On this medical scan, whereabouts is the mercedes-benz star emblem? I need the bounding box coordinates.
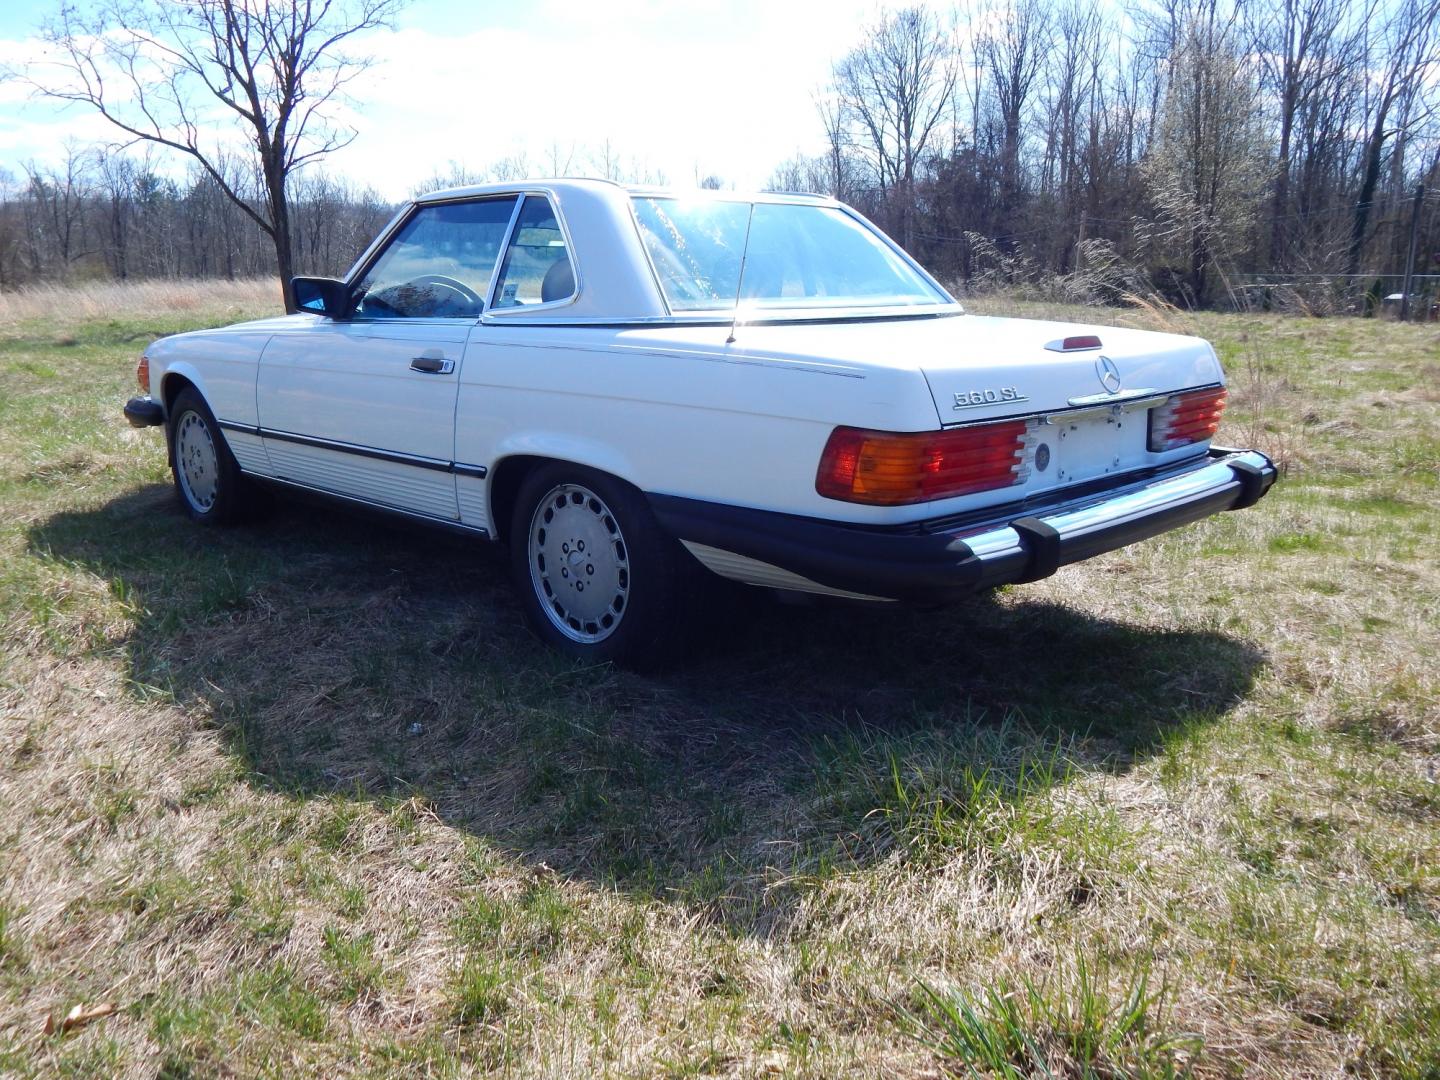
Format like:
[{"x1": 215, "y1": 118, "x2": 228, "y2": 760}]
[{"x1": 1096, "y1": 354, "x2": 1123, "y2": 394}]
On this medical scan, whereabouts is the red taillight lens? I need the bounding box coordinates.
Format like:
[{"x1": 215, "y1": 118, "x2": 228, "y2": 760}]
[
  {"x1": 1148, "y1": 386, "x2": 1226, "y2": 452},
  {"x1": 816, "y1": 421, "x2": 1028, "y2": 505},
  {"x1": 136, "y1": 354, "x2": 150, "y2": 393},
  {"x1": 1045, "y1": 335, "x2": 1104, "y2": 351}
]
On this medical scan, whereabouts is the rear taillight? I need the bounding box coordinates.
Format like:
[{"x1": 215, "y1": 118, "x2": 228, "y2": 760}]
[
  {"x1": 816, "y1": 420, "x2": 1028, "y2": 505},
  {"x1": 1148, "y1": 386, "x2": 1226, "y2": 452},
  {"x1": 136, "y1": 354, "x2": 150, "y2": 393}
]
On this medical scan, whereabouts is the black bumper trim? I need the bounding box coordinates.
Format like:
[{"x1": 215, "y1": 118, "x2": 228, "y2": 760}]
[
  {"x1": 215, "y1": 419, "x2": 488, "y2": 479},
  {"x1": 1226, "y1": 458, "x2": 1268, "y2": 510},
  {"x1": 650, "y1": 447, "x2": 1276, "y2": 603},
  {"x1": 651, "y1": 492, "x2": 986, "y2": 602},
  {"x1": 124, "y1": 397, "x2": 165, "y2": 428},
  {"x1": 1011, "y1": 516, "x2": 1062, "y2": 583}
]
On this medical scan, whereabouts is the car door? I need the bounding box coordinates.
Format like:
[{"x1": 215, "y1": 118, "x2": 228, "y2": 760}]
[
  {"x1": 454, "y1": 193, "x2": 581, "y2": 528},
  {"x1": 256, "y1": 194, "x2": 520, "y2": 521}
]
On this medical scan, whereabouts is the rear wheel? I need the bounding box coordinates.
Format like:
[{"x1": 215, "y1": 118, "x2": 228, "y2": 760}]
[
  {"x1": 509, "y1": 463, "x2": 699, "y2": 667},
  {"x1": 167, "y1": 387, "x2": 262, "y2": 525}
]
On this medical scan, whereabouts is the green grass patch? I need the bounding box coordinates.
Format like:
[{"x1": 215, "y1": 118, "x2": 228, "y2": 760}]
[
  {"x1": 321, "y1": 925, "x2": 385, "y2": 1002},
  {"x1": 1267, "y1": 531, "x2": 1328, "y2": 554},
  {"x1": 450, "y1": 954, "x2": 512, "y2": 1025},
  {"x1": 905, "y1": 954, "x2": 1200, "y2": 1079}
]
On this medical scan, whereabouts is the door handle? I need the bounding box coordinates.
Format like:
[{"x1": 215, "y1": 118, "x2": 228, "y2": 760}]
[{"x1": 410, "y1": 355, "x2": 454, "y2": 374}]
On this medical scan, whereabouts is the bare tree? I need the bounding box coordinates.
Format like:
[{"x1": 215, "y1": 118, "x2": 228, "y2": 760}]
[
  {"x1": 977, "y1": 0, "x2": 1050, "y2": 236},
  {"x1": 1141, "y1": 0, "x2": 1265, "y2": 305},
  {"x1": 1347, "y1": 0, "x2": 1440, "y2": 276},
  {"x1": 543, "y1": 141, "x2": 577, "y2": 177},
  {"x1": 21, "y1": 0, "x2": 405, "y2": 309},
  {"x1": 813, "y1": 92, "x2": 859, "y2": 202},
  {"x1": 833, "y1": 6, "x2": 956, "y2": 246},
  {"x1": 1249, "y1": 0, "x2": 1371, "y2": 268},
  {"x1": 1037, "y1": 0, "x2": 1105, "y2": 271},
  {"x1": 22, "y1": 144, "x2": 94, "y2": 279}
]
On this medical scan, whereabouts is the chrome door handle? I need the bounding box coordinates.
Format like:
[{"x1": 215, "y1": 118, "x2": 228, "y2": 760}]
[{"x1": 410, "y1": 355, "x2": 454, "y2": 374}]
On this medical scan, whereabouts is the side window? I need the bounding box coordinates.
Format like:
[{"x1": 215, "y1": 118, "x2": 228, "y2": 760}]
[
  {"x1": 353, "y1": 196, "x2": 518, "y2": 319},
  {"x1": 491, "y1": 196, "x2": 576, "y2": 309}
]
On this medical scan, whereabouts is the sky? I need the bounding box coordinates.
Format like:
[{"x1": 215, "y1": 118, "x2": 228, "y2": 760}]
[{"x1": 0, "y1": 0, "x2": 934, "y2": 199}]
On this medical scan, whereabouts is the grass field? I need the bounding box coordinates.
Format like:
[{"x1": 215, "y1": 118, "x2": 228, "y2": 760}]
[{"x1": 0, "y1": 280, "x2": 1436, "y2": 1078}]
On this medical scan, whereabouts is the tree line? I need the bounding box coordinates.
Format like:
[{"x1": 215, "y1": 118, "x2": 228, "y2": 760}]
[
  {"x1": 773, "y1": 0, "x2": 1440, "y2": 311},
  {"x1": 0, "y1": 147, "x2": 392, "y2": 289},
  {"x1": 0, "y1": 144, "x2": 687, "y2": 291},
  {"x1": 4, "y1": 0, "x2": 1439, "y2": 313}
]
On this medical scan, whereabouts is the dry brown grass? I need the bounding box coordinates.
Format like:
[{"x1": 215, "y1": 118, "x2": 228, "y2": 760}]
[
  {"x1": 0, "y1": 284, "x2": 1436, "y2": 1077},
  {"x1": 0, "y1": 277, "x2": 281, "y2": 329}
]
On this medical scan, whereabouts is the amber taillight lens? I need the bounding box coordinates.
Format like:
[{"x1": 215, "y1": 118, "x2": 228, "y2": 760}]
[
  {"x1": 816, "y1": 421, "x2": 1028, "y2": 505},
  {"x1": 1148, "y1": 387, "x2": 1226, "y2": 452},
  {"x1": 136, "y1": 354, "x2": 150, "y2": 394}
]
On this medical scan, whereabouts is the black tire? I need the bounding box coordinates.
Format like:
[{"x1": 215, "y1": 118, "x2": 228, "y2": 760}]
[
  {"x1": 167, "y1": 387, "x2": 264, "y2": 525},
  {"x1": 508, "y1": 463, "x2": 702, "y2": 668}
]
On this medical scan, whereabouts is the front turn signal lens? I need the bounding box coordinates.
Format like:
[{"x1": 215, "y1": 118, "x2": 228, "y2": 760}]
[
  {"x1": 816, "y1": 420, "x2": 1028, "y2": 505},
  {"x1": 136, "y1": 354, "x2": 150, "y2": 394},
  {"x1": 1148, "y1": 386, "x2": 1226, "y2": 452}
]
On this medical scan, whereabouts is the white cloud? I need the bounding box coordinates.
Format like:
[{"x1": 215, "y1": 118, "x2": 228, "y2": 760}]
[{"x1": 0, "y1": 0, "x2": 951, "y2": 197}]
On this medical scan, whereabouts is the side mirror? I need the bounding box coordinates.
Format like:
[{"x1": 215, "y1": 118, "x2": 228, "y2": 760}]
[{"x1": 292, "y1": 276, "x2": 350, "y2": 318}]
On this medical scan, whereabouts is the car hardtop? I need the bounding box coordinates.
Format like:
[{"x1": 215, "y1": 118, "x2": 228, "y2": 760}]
[
  {"x1": 347, "y1": 179, "x2": 958, "y2": 327},
  {"x1": 412, "y1": 177, "x2": 841, "y2": 208}
]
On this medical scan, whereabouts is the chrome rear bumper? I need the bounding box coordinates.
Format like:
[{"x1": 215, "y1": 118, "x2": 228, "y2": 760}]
[
  {"x1": 650, "y1": 447, "x2": 1278, "y2": 603},
  {"x1": 957, "y1": 447, "x2": 1274, "y2": 588}
]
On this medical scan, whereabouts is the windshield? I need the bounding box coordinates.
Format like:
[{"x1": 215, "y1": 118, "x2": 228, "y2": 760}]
[{"x1": 631, "y1": 197, "x2": 951, "y2": 312}]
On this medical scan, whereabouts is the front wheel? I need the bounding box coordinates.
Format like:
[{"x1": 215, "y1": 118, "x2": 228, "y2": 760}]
[
  {"x1": 508, "y1": 464, "x2": 700, "y2": 667},
  {"x1": 167, "y1": 387, "x2": 262, "y2": 525}
]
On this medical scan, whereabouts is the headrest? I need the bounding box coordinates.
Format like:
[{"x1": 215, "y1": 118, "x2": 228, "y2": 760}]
[{"x1": 541, "y1": 258, "x2": 575, "y2": 303}]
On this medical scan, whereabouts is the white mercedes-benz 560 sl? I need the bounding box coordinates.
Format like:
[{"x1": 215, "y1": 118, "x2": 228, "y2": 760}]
[{"x1": 123, "y1": 179, "x2": 1276, "y2": 665}]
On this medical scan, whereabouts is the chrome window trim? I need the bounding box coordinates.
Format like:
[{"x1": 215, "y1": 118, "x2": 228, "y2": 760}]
[
  {"x1": 481, "y1": 195, "x2": 528, "y2": 311},
  {"x1": 481, "y1": 191, "x2": 584, "y2": 320},
  {"x1": 342, "y1": 315, "x2": 486, "y2": 329},
  {"x1": 345, "y1": 193, "x2": 522, "y2": 323},
  {"x1": 473, "y1": 305, "x2": 966, "y2": 328},
  {"x1": 624, "y1": 192, "x2": 675, "y2": 318}
]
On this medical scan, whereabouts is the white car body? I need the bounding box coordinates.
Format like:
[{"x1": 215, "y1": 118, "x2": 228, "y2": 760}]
[{"x1": 126, "y1": 179, "x2": 1275, "y2": 656}]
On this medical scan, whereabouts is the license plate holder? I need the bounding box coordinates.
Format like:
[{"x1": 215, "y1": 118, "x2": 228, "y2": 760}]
[{"x1": 1051, "y1": 411, "x2": 1135, "y2": 484}]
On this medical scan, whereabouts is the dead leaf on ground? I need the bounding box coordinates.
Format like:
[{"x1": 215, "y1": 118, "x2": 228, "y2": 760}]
[{"x1": 42, "y1": 1002, "x2": 117, "y2": 1036}]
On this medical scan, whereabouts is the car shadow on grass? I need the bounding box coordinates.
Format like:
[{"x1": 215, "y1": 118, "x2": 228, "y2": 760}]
[{"x1": 30, "y1": 484, "x2": 1265, "y2": 919}]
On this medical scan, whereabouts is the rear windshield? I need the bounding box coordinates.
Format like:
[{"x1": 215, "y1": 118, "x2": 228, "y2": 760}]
[{"x1": 631, "y1": 197, "x2": 950, "y2": 312}]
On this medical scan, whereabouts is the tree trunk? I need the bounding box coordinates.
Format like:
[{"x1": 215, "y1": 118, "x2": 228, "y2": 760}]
[
  {"x1": 1348, "y1": 111, "x2": 1389, "y2": 277},
  {"x1": 1269, "y1": 84, "x2": 1295, "y2": 269},
  {"x1": 265, "y1": 159, "x2": 296, "y2": 312}
]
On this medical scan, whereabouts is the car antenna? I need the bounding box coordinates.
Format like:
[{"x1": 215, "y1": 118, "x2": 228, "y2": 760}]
[{"x1": 726, "y1": 202, "x2": 756, "y2": 345}]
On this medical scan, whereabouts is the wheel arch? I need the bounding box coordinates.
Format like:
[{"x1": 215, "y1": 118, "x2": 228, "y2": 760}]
[
  {"x1": 158, "y1": 361, "x2": 217, "y2": 417},
  {"x1": 159, "y1": 371, "x2": 197, "y2": 413},
  {"x1": 487, "y1": 447, "x2": 644, "y2": 546},
  {"x1": 157, "y1": 372, "x2": 202, "y2": 465}
]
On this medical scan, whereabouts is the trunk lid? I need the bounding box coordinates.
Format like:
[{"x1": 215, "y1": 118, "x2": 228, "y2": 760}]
[
  {"x1": 730, "y1": 311, "x2": 1227, "y2": 496},
  {"x1": 912, "y1": 315, "x2": 1222, "y2": 423}
]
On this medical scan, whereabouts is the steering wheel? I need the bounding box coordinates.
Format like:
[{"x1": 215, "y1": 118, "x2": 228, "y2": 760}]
[{"x1": 407, "y1": 274, "x2": 484, "y2": 311}]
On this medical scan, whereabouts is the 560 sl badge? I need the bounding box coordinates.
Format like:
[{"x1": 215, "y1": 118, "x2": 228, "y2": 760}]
[{"x1": 953, "y1": 387, "x2": 1028, "y2": 410}]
